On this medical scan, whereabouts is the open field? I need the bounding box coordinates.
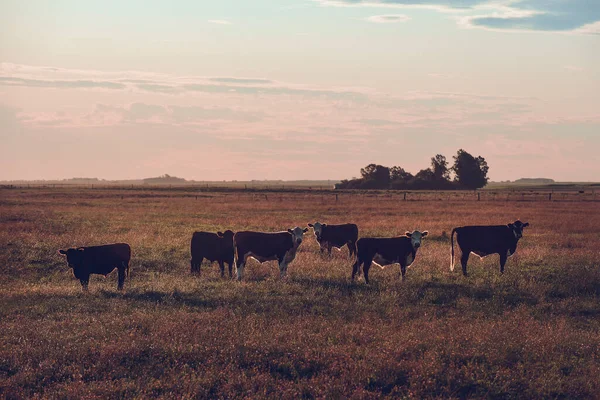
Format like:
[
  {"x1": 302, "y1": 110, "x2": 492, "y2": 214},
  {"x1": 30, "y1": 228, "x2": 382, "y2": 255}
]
[{"x1": 1, "y1": 188, "x2": 600, "y2": 398}]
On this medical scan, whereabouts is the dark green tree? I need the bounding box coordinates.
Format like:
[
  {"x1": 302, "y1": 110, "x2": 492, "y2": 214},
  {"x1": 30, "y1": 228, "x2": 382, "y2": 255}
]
[
  {"x1": 360, "y1": 164, "x2": 390, "y2": 189},
  {"x1": 390, "y1": 166, "x2": 413, "y2": 182},
  {"x1": 431, "y1": 154, "x2": 450, "y2": 181},
  {"x1": 452, "y1": 149, "x2": 489, "y2": 189}
]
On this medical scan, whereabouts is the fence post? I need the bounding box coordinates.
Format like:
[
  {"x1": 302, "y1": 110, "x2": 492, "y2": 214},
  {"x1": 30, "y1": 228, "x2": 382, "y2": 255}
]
[{"x1": 477, "y1": 192, "x2": 480, "y2": 201}]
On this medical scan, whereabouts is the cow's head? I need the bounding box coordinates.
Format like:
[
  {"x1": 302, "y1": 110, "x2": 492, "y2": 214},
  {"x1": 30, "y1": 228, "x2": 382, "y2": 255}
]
[
  {"x1": 217, "y1": 230, "x2": 235, "y2": 240},
  {"x1": 405, "y1": 230, "x2": 429, "y2": 249},
  {"x1": 508, "y1": 220, "x2": 529, "y2": 240},
  {"x1": 57, "y1": 248, "x2": 85, "y2": 269},
  {"x1": 288, "y1": 226, "x2": 309, "y2": 246},
  {"x1": 307, "y1": 222, "x2": 326, "y2": 241}
]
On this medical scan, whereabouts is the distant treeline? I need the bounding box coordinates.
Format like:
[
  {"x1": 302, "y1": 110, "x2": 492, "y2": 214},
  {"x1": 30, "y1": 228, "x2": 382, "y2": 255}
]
[{"x1": 336, "y1": 149, "x2": 489, "y2": 190}]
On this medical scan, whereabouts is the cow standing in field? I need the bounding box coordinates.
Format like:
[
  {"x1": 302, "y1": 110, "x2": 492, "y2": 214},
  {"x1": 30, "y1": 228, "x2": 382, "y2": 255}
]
[
  {"x1": 352, "y1": 231, "x2": 429, "y2": 284},
  {"x1": 450, "y1": 220, "x2": 530, "y2": 276},
  {"x1": 57, "y1": 243, "x2": 131, "y2": 291},
  {"x1": 234, "y1": 227, "x2": 308, "y2": 281},
  {"x1": 190, "y1": 230, "x2": 235, "y2": 277},
  {"x1": 307, "y1": 222, "x2": 358, "y2": 257}
]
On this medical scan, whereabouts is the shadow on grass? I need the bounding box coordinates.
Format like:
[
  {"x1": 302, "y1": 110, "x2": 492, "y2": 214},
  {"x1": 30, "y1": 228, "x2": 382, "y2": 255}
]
[{"x1": 414, "y1": 280, "x2": 539, "y2": 308}]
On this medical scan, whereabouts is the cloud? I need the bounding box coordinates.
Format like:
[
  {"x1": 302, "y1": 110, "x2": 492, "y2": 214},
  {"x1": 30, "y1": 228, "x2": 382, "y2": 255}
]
[
  {"x1": 0, "y1": 63, "x2": 370, "y2": 102},
  {"x1": 209, "y1": 77, "x2": 272, "y2": 84},
  {"x1": 366, "y1": 14, "x2": 411, "y2": 23},
  {"x1": 564, "y1": 65, "x2": 584, "y2": 72},
  {"x1": 0, "y1": 76, "x2": 126, "y2": 90},
  {"x1": 315, "y1": 0, "x2": 600, "y2": 33},
  {"x1": 208, "y1": 19, "x2": 232, "y2": 25}
]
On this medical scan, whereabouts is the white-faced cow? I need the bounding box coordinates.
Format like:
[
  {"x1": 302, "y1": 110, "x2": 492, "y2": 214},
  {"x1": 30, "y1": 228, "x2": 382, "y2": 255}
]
[
  {"x1": 190, "y1": 230, "x2": 235, "y2": 278},
  {"x1": 307, "y1": 222, "x2": 358, "y2": 257},
  {"x1": 450, "y1": 220, "x2": 530, "y2": 276},
  {"x1": 352, "y1": 230, "x2": 429, "y2": 284},
  {"x1": 58, "y1": 243, "x2": 131, "y2": 291},
  {"x1": 234, "y1": 227, "x2": 308, "y2": 281}
]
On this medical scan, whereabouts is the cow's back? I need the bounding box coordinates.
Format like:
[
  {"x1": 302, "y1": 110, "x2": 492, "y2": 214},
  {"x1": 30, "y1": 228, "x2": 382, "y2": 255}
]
[
  {"x1": 82, "y1": 243, "x2": 130, "y2": 271},
  {"x1": 323, "y1": 223, "x2": 358, "y2": 243},
  {"x1": 455, "y1": 225, "x2": 512, "y2": 253},
  {"x1": 235, "y1": 231, "x2": 293, "y2": 257},
  {"x1": 357, "y1": 237, "x2": 409, "y2": 257}
]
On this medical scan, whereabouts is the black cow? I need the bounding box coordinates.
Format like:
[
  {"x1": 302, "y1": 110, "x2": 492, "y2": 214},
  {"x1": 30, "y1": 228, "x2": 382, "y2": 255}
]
[
  {"x1": 307, "y1": 222, "x2": 358, "y2": 257},
  {"x1": 58, "y1": 243, "x2": 131, "y2": 291},
  {"x1": 234, "y1": 227, "x2": 308, "y2": 281},
  {"x1": 190, "y1": 230, "x2": 235, "y2": 277},
  {"x1": 450, "y1": 220, "x2": 530, "y2": 275},
  {"x1": 352, "y1": 230, "x2": 428, "y2": 284}
]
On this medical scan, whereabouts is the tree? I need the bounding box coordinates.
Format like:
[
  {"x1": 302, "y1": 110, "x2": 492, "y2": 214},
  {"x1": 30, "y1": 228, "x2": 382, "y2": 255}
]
[
  {"x1": 414, "y1": 168, "x2": 435, "y2": 182},
  {"x1": 390, "y1": 166, "x2": 413, "y2": 182},
  {"x1": 431, "y1": 154, "x2": 450, "y2": 181},
  {"x1": 452, "y1": 149, "x2": 489, "y2": 189},
  {"x1": 360, "y1": 164, "x2": 390, "y2": 189}
]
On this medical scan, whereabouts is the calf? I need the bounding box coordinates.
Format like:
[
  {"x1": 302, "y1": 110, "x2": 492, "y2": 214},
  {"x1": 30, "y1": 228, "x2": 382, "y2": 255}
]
[
  {"x1": 190, "y1": 230, "x2": 235, "y2": 277},
  {"x1": 307, "y1": 222, "x2": 358, "y2": 257},
  {"x1": 234, "y1": 227, "x2": 308, "y2": 281},
  {"x1": 450, "y1": 220, "x2": 530, "y2": 275},
  {"x1": 58, "y1": 243, "x2": 131, "y2": 291},
  {"x1": 352, "y1": 231, "x2": 428, "y2": 284}
]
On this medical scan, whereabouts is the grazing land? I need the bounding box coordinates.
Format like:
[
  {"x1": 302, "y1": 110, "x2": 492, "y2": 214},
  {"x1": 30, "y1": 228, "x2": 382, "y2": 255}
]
[{"x1": 1, "y1": 187, "x2": 599, "y2": 398}]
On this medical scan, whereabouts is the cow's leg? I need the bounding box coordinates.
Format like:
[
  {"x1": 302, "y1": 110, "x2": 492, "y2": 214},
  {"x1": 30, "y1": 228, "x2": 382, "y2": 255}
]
[
  {"x1": 278, "y1": 255, "x2": 288, "y2": 279},
  {"x1": 460, "y1": 251, "x2": 470, "y2": 276},
  {"x1": 117, "y1": 267, "x2": 126, "y2": 290},
  {"x1": 236, "y1": 253, "x2": 246, "y2": 281},
  {"x1": 351, "y1": 258, "x2": 362, "y2": 281},
  {"x1": 499, "y1": 251, "x2": 508, "y2": 274},
  {"x1": 400, "y1": 264, "x2": 407, "y2": 281},
  {"x1": 192, "y1": 257, "x2": 203, "y2": 275},
  {"x1": 327, "y1": 243, "x2": 333, "y2": 256},
  {"x1": 363, "y1": 259, "x2": 373, "y2": 284},
  {"x1": 80, "y1": 276, "x2": 89, "y2": 291},
  {"x1": 348, "y1": 241, "x2": 357, "y2": 258},
  {"x1": 228, "y1": 261, "x2": 234, "y2": 278},
  {"x1": 218, "y1": 260, "x2": 225, "y2": 277}
]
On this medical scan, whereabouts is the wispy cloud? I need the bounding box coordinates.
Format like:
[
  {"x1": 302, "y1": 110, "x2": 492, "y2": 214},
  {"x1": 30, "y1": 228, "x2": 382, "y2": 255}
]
[
  {"x1": 208, "y1": 19, "x2": 232, "y2": 25},
  {"x1": 0, "y1": 63, "x2": 370, "y2": 101},
  {"x1": 316, "y1": 0, "x2": 600, "y2": 34},
  {"x1": 366, "y1": 14, "x2": 411, "y2": 23}
]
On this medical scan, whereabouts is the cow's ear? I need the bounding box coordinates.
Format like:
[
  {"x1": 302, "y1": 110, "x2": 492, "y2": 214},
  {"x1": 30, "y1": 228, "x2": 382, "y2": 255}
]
[
  {"x1": 322, "y1": 224, "x2": 327, "y2": 227},
  {"x1": 405, "y1": 231, "x2": 412, "y2": 237},
  {"x1": 303, "y1": 228, "x2": 309, "y2": 233},
  {"x1": 217, "y1": 231, "x2": 224, "y2": 237},
  {"x1": 288, "y1": 229, "x2": 293, "y2": 234},
  {"x1": 523, "y1": 222, "x2": 529, "y2": 228},
  {"x1": 308, "y1": 223, "x2": 313, "y2": 227},
  {"x1": 58, "y1": 249, "x2": 67, "y2": 255},
  {"x1": 422, "y1": 231, "x2": 429, "y2": 237}
]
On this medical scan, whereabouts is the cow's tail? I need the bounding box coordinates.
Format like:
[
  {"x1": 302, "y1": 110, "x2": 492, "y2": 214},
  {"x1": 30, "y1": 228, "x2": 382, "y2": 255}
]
[{"x1": 450, "y1": 228, "x2": 457, "y2": 271}]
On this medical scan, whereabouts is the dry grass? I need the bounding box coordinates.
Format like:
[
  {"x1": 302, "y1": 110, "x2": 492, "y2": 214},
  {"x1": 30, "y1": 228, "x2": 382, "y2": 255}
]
[{"x1": 1, "y1": 188, "x2": 599, "y2": 399}]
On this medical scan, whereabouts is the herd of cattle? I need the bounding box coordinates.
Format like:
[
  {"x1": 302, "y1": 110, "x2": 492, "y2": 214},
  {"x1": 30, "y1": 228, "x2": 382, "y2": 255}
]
[{"x1": 57, "y1": 220, "x2": 530, "y2": 291}]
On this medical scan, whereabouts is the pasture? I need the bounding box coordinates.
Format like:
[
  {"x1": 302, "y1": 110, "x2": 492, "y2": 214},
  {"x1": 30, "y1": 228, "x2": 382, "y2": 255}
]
[{"x1": 1, "y1": 187, "x2": 599, "y2": 398}]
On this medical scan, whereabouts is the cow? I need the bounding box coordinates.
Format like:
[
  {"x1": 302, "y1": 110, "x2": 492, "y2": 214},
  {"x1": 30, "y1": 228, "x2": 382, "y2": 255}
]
[
  {"x1": 450, "y1": 220, "x2": 530, "y2": 276},
  {"x1": 352, "y1": 230, "x2": 429, "y2": 284},
  {"x1": 307, "y1": 222, "x2": 358, "y2": 257},
  {"x1": 234, "y1": 227, "x2": 308, "y2": 281},
  {"x1": 57, "y1": 243, "x2": 131, "y2": 291},
  {"x1": 190, "y1": 230, "x2": 235, "y2": 277}
]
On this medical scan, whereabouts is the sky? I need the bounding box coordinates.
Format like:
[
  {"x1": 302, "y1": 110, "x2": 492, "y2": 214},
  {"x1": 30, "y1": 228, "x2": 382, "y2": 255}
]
[{"x1": 1, "y1": 0, "x2": 599, "y2": 182}]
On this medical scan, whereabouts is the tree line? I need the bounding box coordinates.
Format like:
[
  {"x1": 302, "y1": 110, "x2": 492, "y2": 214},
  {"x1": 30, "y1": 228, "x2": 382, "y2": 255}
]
[{"x1": 335, "y1": 149, "x2": 489, "y2": 190}]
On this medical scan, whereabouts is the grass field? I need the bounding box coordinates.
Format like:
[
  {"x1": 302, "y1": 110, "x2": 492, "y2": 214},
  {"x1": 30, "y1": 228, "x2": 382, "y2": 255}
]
[{"x1": 1, "y1": 188, "x2": 599, "y2": 398}]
